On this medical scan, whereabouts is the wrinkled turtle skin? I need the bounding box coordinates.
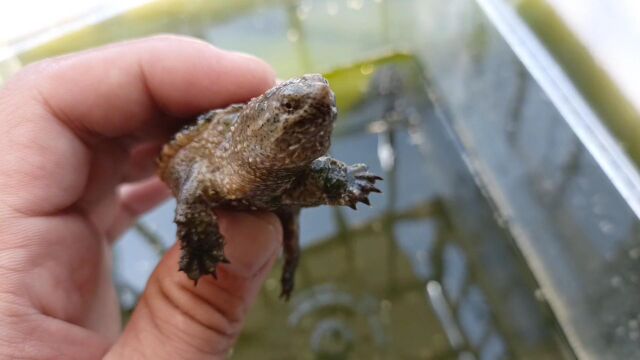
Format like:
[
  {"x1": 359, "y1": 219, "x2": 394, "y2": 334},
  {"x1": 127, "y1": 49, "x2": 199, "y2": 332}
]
[{"x1": 158, "y1": 74, "x2": 382, "y2": 300}]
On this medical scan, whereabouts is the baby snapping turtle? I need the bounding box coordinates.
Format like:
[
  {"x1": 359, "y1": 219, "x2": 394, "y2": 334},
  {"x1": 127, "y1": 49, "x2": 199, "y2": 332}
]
[{"x1": 158, "y1": 74, "x2": 382, "y2": 299}]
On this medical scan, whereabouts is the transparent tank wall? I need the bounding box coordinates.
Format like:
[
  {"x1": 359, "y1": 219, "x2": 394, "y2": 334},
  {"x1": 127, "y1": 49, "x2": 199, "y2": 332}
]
[
  {"x1": 415, "y1": 0, "x2": 640, "y2": 359},
  {"x1": 3, "y1": 0, "x2": 639, "y2": 359}
]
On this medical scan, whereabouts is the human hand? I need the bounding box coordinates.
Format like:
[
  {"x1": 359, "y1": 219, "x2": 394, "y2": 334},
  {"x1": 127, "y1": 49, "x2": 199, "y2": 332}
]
[{"x1": 0, "y1": 35, "x2": 281, "y2": 359}]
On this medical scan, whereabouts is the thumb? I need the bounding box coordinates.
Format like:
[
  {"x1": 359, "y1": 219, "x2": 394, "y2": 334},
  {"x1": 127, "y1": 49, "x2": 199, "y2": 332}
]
[{"x1": 105, "y1": 210, "x2": 282, "y2": 359}]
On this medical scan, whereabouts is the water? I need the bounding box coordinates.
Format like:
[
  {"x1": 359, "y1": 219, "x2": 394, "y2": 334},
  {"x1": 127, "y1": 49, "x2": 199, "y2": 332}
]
[
  {"x1": 117, "y1": 57, "x2": 570, "y2": 359},
  {"x1": 8, "y1": 0, "x2": 640, "y2": 358}
]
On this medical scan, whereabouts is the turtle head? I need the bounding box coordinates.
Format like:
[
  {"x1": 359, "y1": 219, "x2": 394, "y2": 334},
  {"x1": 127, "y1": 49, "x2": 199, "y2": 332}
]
[{"x1": 236, "y1": 74, "x2": 337, "y2": 168}]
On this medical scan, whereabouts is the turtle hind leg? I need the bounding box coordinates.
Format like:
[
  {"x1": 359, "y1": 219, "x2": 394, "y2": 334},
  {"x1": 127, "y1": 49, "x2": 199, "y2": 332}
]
[
  {"x1": 276, "y1": 207, "x2": 301, "y2": 301},
  {"x1": 177, "y1": 218, "x2": 229, "y2": 283},
  {"x1": 176, "y1": 202, "x2": 229, "y2": 284}
]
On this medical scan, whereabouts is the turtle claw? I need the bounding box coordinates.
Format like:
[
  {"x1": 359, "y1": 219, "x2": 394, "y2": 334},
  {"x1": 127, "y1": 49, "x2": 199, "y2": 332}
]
[
  {"x1": 279, "y1": 290, "x2": 291, "y2": 301},
  {"x1": 356, "y1": 172, "x2": 384, "y2": 182},
  {"x1": 363, "y1": 184, "x2": 382, "y2": 193},
  {"x1": 344, "y1": 163, "x2": 383, "y2": 209},
  {"x1": 179, "y1": 250, "x2": 225, "y2": 283}
]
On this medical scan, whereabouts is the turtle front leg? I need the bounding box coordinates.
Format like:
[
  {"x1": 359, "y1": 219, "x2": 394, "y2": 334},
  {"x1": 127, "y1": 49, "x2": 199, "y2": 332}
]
[
  {"x1": 275, "y1": 207, "x2": 300, "y2": 301},
  {"x1": 283, "y1": 156, "x2": 382, "y2": 209},
  {"x1": 174, "y1": 173, "x2": 229, "y2": 284}
]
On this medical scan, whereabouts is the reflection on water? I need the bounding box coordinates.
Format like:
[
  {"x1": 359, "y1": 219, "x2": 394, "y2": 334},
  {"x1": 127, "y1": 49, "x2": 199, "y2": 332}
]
[{"x1": 10, "y1": 0, "x2": 639, "y2": 358}]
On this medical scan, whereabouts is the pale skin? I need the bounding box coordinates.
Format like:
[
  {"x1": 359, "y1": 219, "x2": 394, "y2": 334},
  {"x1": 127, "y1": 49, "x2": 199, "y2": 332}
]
[{"x1": 0, "y1": 35, "x2": 281, "y2": 359}]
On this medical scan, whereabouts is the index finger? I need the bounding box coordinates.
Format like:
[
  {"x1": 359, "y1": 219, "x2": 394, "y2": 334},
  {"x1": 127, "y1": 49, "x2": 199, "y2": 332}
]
[{"x1": 3, "y1": 35, "x2": 276, "y2": 142}]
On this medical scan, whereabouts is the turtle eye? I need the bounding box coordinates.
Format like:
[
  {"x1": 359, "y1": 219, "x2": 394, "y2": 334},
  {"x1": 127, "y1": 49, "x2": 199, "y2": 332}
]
[{"x1": 283, "y1": 101, "x2": 295, "y2": 111}]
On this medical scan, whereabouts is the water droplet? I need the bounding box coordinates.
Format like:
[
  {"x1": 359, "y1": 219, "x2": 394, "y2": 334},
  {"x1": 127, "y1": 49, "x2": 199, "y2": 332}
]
[
  {"x1": 367, "y1": 120, "x2": 388, "y2": 134},
  {"x1": 287, "y1": 29, "x2": 300, "y2": 42},
  {"x1": 360, "y1": 63, "x2": 374, "y2": 75},
  {"x1": 377, "y1": 133, "x2": 395, "y2": 171},
  {"x1": 347, "y1": 0, "x2": 364, "y2": 10},
  {"x1": 629, "y1": 247, "x2": 640, "y2": 260},
  {"x1": 327, "y1": 1, "x2": 339, "y2": 15},
  {"x1": 598, "y1": 220, "x2": 614, "y2": 234}
]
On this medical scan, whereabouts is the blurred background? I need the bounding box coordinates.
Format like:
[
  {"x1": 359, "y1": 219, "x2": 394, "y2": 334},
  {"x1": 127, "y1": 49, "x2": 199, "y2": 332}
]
[{"x1": 1, "y1": 0, "x2": 639, "y2": 359}]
